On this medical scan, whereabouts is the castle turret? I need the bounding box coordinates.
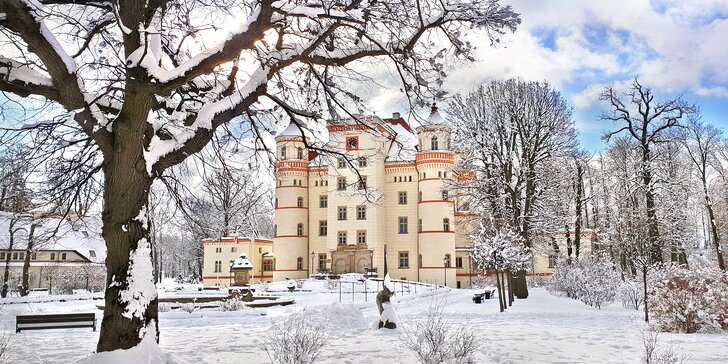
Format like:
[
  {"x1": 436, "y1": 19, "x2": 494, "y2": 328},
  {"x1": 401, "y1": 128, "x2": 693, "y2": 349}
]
[
  {"x1": 272, "y1": 123, "x2": 310, "y2": 281},
  {"x1": 416, "y1": 105, "x2": 456, "y2": 287}
]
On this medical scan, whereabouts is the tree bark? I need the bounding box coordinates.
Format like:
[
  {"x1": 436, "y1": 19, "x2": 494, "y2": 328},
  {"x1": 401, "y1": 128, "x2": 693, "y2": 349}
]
[
  {"x1": 1, "y1": 219, "x2": 16, "y2": 298},
  {"x1": 642, "y1": 265, "x2": 649, "y2": 323},
  {"x1": 507, "y1": 271, "x2": 514, "y2": 306},
  {"x1": 19, "y1": 223, "x2": 37, "y2": 296},
  {"x1": 495, "y1": 269, "x2": 504, "y2": 312}
]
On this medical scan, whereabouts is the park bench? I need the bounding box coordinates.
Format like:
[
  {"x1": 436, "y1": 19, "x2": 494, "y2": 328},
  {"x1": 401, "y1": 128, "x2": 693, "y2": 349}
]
[
  {"x1": 472, "y1": 289, "x2": 497, "y2": 304},
  {"x1": 16, "y1": 313, "x2": 96, "y2": 333}
]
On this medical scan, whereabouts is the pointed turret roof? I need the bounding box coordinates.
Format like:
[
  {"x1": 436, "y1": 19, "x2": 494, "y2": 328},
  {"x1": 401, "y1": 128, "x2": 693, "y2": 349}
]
[
  {"x1": 424, "y1": 103, "x2": 445, "y2": 125},
  {"x1": 277, "y1": 122, "x2": 304, "y2": 138}
]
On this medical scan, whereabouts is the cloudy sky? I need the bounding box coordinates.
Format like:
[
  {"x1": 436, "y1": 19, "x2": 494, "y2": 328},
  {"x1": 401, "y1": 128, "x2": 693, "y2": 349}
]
[{"x1": 372, "y1": 0, "x2": 728, "y2": 151}]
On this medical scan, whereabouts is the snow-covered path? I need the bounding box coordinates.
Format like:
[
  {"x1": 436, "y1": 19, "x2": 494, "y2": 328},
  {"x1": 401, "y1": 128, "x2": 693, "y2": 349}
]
[{"x1": 2, "y1": 283, "x2": 727, "y2": 363}]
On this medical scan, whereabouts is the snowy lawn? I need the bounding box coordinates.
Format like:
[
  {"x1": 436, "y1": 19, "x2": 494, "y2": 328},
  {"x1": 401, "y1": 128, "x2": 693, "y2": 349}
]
[{"x1": 2, "y1": 281, "x2": 727, "y2": 363}]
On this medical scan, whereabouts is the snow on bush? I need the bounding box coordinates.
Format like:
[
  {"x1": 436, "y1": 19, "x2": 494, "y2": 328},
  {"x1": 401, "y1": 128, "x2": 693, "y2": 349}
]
[
  {"x1": 179, "y1": 303, "x2": 195, "y2": 314},
  {"x1": 649, "y1": 264, "x2": 728, "y2": 333},
  {"x1": 221, "y1": 298, "x2": 246, "y2": 312},
  {"x1": 547, "y1": 253, "x2": 620, "y2": 309},
  {"x1": 264, "y1": 311, "x2": 331, "y2": 364},
  {"x1": 640, "y1": 329, "x2": 687, "y2": 364},
  {"x1": 401, "y1": 299, "x2": 479, "y2": 364},
  {"x1": 258, "y1": 282, "x2": 269, "y2": 292},
  {"x1": 158, "y1": 303, "x2": 172, "y2": 313},
  {"x1": 619, "y1": 279, "x2": 644, "y2": 310}
]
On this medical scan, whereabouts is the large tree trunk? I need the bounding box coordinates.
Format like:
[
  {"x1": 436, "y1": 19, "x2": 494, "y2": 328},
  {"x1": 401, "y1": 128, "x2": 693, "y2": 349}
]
[
  {"x1": 97, "y1": 107, "x2": 158, "y2": 352},
  {"x1": 641, "y1": 146, "x2": 662, "y2": 263},
  {"x1": 702, "y1": 180, "x2": 725, "y2": 271},
  {"x1": 495, "y1": 269, "x2": 504, "y2": 312},
  {"x1": 574, "y1": 162, "x2": 584, "y2": 257},
  {"x1": 19, "y1": 223, "x2": 37, "y2": 296},
  {"x1": 1, "y1": 224, "x2": 14, "y2": 298}
]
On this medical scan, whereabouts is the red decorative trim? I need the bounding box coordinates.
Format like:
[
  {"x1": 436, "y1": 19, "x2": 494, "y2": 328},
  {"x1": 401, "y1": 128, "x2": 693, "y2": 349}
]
[
  {"x1": 276, "y1": 168, "x2": 309, "y2": 173},
  {"x1": 309, "y1": 167, "x2": 329, "y2": 173},
  {"x1": 202, "y1": 238, "x2": 273, "y2": 245},
  {"x1": 275, "y1": 186, "x2": 308, "y2": 190},
  {"x1": 419, "y1": 266, "x2": 455, "y2": 269},
  {"x1": 416, "y1": 160, "x2": 455, "y2": 166},
  {"x1": 273, "y1": 269, "x2": 307, "y2": 272},
  {"x1": 419, "y1": 231, "x2": 456, "y2": 234},
  {"x1": 418, "y1": 178, "x2": 453, "y2": 182},
  {"x1": 418, "y1": 200, "x2": 454, "y2": 204},
  {"x1": 456, "y1": 273, "x2": 478, "y2": 277},
  {"x1": 273, "y1": 235, "x2": 309, "y2": 238},
  {"x1": 275, "y1": 161, "x2": 309, "y2": 168},
  {"x1": 385, "y1": 163, "x2": 416, "y2": 169},
  {"x1": 203, "y1": 275, "x2": 233, "y2": 279},
  {"x1": 275, "y1": 206, "x2": 308, "y2": 210}
]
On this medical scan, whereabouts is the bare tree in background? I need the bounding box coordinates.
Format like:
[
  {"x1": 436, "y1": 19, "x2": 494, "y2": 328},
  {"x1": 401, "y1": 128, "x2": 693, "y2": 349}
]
[
  {"x1": 600, "y1": 78, "x2": 696, "y2": 264},
  {"x1": 0, "y1": 0, "x2": 520, "y2": 351},
  {"x1": 683, "y1": 118, "x2": 724, "y2": 270},
  {"x1": 448, "y1": 79, "x2": 577, "y2": 298}
]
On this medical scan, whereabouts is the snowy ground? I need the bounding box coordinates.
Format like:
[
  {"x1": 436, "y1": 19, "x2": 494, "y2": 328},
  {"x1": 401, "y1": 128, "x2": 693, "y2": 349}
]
[{"x1": 2, "y1": 280, "x2": 727, "y2": 363}]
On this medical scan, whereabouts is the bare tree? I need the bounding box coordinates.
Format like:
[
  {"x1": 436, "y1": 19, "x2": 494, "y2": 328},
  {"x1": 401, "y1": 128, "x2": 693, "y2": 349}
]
[
  {"x1": 682, "y1": 118, "x2": 724, "y2": 270},
  {"x1": 600, "y1": 78, "x2": 697, "y2": 263},
  {"x1": 0, "y1": 0, "x2": 520, "y2": 351}
]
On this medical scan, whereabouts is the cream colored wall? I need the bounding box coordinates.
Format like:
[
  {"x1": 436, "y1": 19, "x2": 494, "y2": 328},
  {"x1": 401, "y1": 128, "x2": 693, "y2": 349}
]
[
  {"x1": 531, "y1": 232, "x2": 595, "y2": 274},
  {"x1": 384, "y1": 165, "x2": 419, "y2": 281},
  {"x1": 202, "y1": 239, "x2": 274, "y2": 286}
]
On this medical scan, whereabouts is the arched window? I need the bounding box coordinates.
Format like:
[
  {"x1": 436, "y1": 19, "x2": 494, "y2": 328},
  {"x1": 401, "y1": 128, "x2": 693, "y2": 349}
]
[
  {"x1": 297, "y1": 147, "x2": 303, "y2": 159},
  {"x1": 443, "y1": 218, "x2": 450, "y2": 231},
  {"x1": 297, "y1": 197, "x2": 304, "y2": 207},
  {"x1": 431, "y1": 136, "x2": 439, "y2": 150},
  {"x1": 297, "y1": 223, "x2": 304, "y2": 236},
  {"x1": 444, "y1": 254, "x2": 451, "y2": 267},
  {"x1": 297, "y1": 257, "x2": 303, "y2": 270},
  {"x1": 280, "y1": 146, "x2": 287, "y2": 159}
]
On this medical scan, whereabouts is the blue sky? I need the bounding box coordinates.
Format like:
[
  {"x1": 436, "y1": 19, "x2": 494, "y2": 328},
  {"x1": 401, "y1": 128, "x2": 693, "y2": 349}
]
[{"x1": 372, "y1": 0, "x2": 728, "y2": 152}]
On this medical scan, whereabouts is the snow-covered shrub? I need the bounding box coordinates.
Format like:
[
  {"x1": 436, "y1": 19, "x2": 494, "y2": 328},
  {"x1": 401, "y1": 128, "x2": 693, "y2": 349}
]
[
  {"x1": 547, "y1": 253, "x2": 620, "y2": 309},
  {"x1": 179, "y1": 303, "x2": 196, "y2": 314},
  {"x1": 222, "y1": 298, "x2": 246, "y2": 312},
  {"x1": 158, "y1": 303, "x2": 172, "y2": 313},
  {"x1": 264, "y1": 312, "x2": 330, "y2": 364},
  {"x1": 324, "y1": 278, "x2": 338, "y2": 290},
  {"x1": 0, "y1": 327, "x2": 10, "y2": 364},
  {"x1": 619, "y1": 279, "x2": 644, "y2": 310},
  {"x1": 258, "y1": 282, "x2": 269, "y2": 292},
  {"x1": 640, "y1": 329, "x2": 687, "y2": 364},
  {"x1": 649, "y1": 265, "x2": 728, "y2": 333},
  {"x1": 401, "y1": 299, "x2": 479, "y2": 364},
  {"x1": 295, "y1": 279, "x2": 305, "y2": 289}
]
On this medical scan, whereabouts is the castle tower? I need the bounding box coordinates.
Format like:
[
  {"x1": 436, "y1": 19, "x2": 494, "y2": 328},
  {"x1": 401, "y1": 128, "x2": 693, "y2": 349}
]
[
  {"x1": 272, "y1": 123, "x2": 310, "y2": 281},
  {"x1": 416, "y1": 104, "x2": 456, "y2": 287}
]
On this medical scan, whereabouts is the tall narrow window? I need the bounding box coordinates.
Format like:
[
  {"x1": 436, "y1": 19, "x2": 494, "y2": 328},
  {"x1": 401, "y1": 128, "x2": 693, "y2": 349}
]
[
  {"x1": 399, "y1": 251, "x2": 409, "y2": 269},
  {"x1": 431, "y1": 136, "x2": 439, "y2": 150},
  {"x1": 214, "y1": 261, "x2": 222, "y2": 273},
  {"x1": 443, "y1": 218, "x2": 450, "y2": 231},
  {"x1": 337, "y1": 177, "x2": 346, "y2": 191},
  {"x1": 357, "y1": 230, "x2": 367, "y2": 245},
  {"x1": 274, "y1": 225, "x2": 277, "y2": 236},
  {"x1": 281, "y1": 146, "x2": 287, "y2": 159},
  {"x1": 297, "y1": 257, "x2": 303, "y2": 270},
  {"x1": 275, "y1": 198, "x2": 279, "y2": 208},
  {"x1": 318, "y1": 253, "x2": 327, "y2": 270},
  {"x1": 337, "y1": 157, "x2": 346, "y2": 168},
  {"x1": 398, "y1": 191, "x2": 407, "y2": 205},
  {"x1": 61, "y1": 253, "x2": 67, "y2": 260},
  {"x1": 297, "y1": 223, "x2": 304, "y2": 236},
  {"x1": 358, "y1": 157, "x2": 367, "y2": 167},
  {"x1": 398, "y1": 217, "x2": 408, "y2": 234},
  {"x1": 358, "y1": 176, "x2": 367, "y2": 190},
  {"x1": 442, "y1": 190, "x2": 448, "y2": 200},
  {"x1": 418, "y1": 191, "x2": 423, "y2": 202},
  {"x1": 338, "y1": 206, "x2": 347, "y2": 220},
  {"x1": 320, "y1": 195, "x2": 328, "y2": 208},
  {"x1": 337, "y1": 231, "x2": 347, "y2": 245},
  {"x1": 297, "y1": 147, "x2": 303, "y2": 159},
  {"x1": 297, "y1": 197, "x2": 304, "y2": 207},
  {"x1": 456, "y1": 257, "x2": 463, "y2": 268},
  {"x1": 319, "y1": 221, "x2": 328, "y2": 236},
  {"x1": 51, "y1": 253, "x2": 56, "y2": 260},
  {"x1": 418, "y1": 219, "x2": 422, "y2": 232},
  {"x1": 357, "y1": 206, "x2": 366, "y2": 220}
]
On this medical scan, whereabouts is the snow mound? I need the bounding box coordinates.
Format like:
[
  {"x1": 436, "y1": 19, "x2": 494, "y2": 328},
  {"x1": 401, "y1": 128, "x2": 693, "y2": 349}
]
[
  {"x1": 77, "y1": 331, "x2": 178, "y2": 364},
  {"x1": 299, "y1": 303, "x2": 368, "y2": 332}
]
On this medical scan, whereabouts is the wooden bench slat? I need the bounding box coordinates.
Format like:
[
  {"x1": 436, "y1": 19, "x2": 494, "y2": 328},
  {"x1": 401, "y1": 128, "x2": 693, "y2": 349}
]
[{"x1": 16, "y1": 313, "x2": 96, "y2": 333}]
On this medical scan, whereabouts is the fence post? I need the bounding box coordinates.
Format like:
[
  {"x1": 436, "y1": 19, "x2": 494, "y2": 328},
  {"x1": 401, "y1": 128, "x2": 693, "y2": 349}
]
[
  {"x1": 352, "y1": 282, "x2": 355, "y2": 302},
  {"x1": 339, "y1": 281, "x2": 342, "y2": 302},
  {"x1": 365, "y1": 280, "x2": 368, "y2": 302}
]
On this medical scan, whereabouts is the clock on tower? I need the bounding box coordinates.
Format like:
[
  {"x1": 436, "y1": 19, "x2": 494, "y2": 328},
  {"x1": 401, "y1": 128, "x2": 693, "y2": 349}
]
[{"x1": 346, "y1": 136, "x2": 359, "y2": 150}]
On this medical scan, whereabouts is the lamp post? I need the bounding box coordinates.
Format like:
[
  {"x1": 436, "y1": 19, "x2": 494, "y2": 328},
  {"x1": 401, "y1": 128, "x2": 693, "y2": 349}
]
[
  {"x1": 368, "y1": 249, "x2": 374, "y2": 277},
  {"x1": 443, "y1": 256, "x2": 448, "y2": 287},
  {"x1": 228, "y1": 261, "x2": 234, "y2": 287},
  {"x1": 310, "y1": 251, "x2": 315, "y2": 276}
]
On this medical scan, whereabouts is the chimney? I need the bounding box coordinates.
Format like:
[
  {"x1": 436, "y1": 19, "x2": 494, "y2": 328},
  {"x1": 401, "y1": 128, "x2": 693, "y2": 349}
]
[{"x1": 392, "y1": 112, "x2": 400, "y2": 119}]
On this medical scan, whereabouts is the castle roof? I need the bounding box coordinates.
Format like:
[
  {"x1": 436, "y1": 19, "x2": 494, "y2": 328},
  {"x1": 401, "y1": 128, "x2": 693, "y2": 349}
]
[
  {"x1": 277, "y1": 122, "x2": 304, "y2": 138},
  {"x1": 423, "y1": 103, "x2": 445, "y2": 125}
]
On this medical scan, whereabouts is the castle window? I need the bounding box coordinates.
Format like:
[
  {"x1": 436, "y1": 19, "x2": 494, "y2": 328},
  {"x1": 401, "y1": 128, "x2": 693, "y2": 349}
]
[
  {"x1": 398, "y1": 191, "x2": 407, "y2": 205},
  {"x1": 442, "y1": 190, "x2": 448, "y2": 200},
  {"x1": 273, "y1": 225, "x2": 277, "y2": 236},
  {"x1": 358, "y1": 157, "x2": 367, "y2": 167},
  {"x1": 456, "y1": 257, "x2": 463, "y2": 268},
  {"x1": 0, "y1": 252, "x2": 4, "y2": 260},
  {"x1": 275, "y1": 198, "x2": 278, "y2": 208},
  {"x1": 297, "y1": 223, "x2": 304, "y2": 236},
  {"x1": 297, "y1": 147, "x2": 303, "y2": 159},
  {"x1": 393, "y1": 176, "x2": 397, "y2": 182},
  {"x1": 51, "y1": 253, "x2": 55, "y2": 260},
  {"x1": 231, "y1": 247, "x2": 237, "y2": 253},
  {"x1": 337, "y1": 177, "x2": 346, "y2": 191},
  {"x1": 319, "y1": 195, "x2": 328, "y2": 208},
  {"x1": 398, "y1": 176, "x2": 402, "y2": 182},
  {"x1": 399, "y1": 251, "x2": 409, "y2": 269},
  {"x1": 319, "y1": 221, "x2": 328, "y2": 236},
  {"x1": 337, "y1": 157, "x2": 346, "y2": 168},
  {"x1": 337, "y1": 231, "x2": 347, "y2": 245},
  {"x1": 263, "y1": 259, "x2": 275, "y2": 271},
  {"x1": 444, "y1": 172, "x2": 448, "y2": 178},
  {"x1": 358, "y1": 176, "x2": 367, "y2": 190},
  {"x1": 338, "y1": 206, "x2": 347, "y2": 220},
  {"x1": 297, "y1": 197, "x2": 304, "y2": 207},
  {"x1": 549, "y1": 254, "x2": 558, "y2": 268},
  {"x1": 418, "y1": 219, "x2": 422, "y2": 232},
  {"x1": 297, "y1": 257, "x2": 303, "y2": 270},
  {"x1": 438, "y1": 171, "x2": 442, "y2": 178},
  {"x1": 357, "y1": 206, "x2": 366, "y2": 220},
  {"x1": 318, "y1": 254, "x2": 327, "y2": 270},
  {"x1": 398, "y1": 217, "x2": 408, "y2": 234},
  {"x1": 443, "y1": 218, "x2": 450, "y2": 231},
  {"x1": 214, "y1": 261, "x2": 222, "y2": 273},
  {"x1": 315, "y1": 181, "x2": 318, "y2": 187},
  {"x1": 357, "y1": 230, "x2": 367, "y2": 245},
  {"x1": 431, "y1": 136, "x2": 439, "y2": 150},
  {"x1": 280, "y1": 146, "x2": 287, "y2": 159},
  {"x1": 12, "y1": 253, "x2": 18, "y2": 260},
  {"x1": 409, "y1": 176, "x2": 412, "y2": 182},
  {"x1": 419, "y1": 191, "x2": 423, "y2": 202}
]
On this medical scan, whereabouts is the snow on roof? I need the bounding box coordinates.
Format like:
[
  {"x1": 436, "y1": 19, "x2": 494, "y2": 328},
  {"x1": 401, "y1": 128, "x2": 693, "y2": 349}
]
[
  {"x1": 0, "y1": 212, "x2": 106, "y2": 263},
  {"x1": 423, "y1": 103, "x2": 445, "y2": 125},
  {"x1": 232, "y1": 253, "x2": 253, "y2": 269},
  {"x1": 277, "y1": 122, "x2": 304, "y2": 138},
  {"x1": 386, "y1": 120, "x2": 418, "y2": 162}
]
